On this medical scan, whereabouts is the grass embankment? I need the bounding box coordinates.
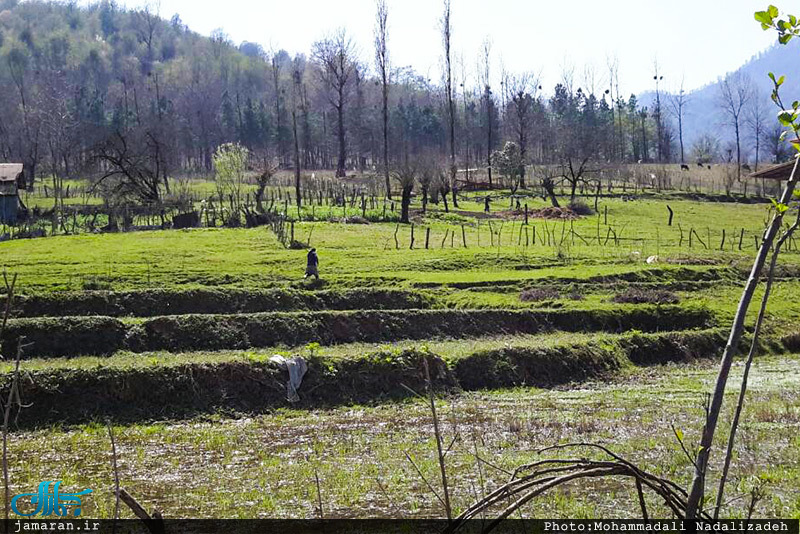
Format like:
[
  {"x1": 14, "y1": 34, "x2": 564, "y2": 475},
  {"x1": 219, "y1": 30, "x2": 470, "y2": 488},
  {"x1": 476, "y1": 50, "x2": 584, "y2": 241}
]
[
  {"x1": 1, "y1": 328, "x2": 738, "y2": 427},
  {"x1": 2, "y1": 305, "x2": 714, "y2": 358},
  {"x1": 9, "y1": 287, "x2": 434, "y2": 318},
  {"x1": 3, "y1": 264, "x2": 736, "y2": 316}
]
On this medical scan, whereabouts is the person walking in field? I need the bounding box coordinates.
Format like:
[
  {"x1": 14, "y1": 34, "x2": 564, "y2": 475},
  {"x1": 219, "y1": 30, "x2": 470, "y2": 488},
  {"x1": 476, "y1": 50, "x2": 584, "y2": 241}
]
[{"x1": 305, "y1": 248, "x2": 319, "y2": 279}]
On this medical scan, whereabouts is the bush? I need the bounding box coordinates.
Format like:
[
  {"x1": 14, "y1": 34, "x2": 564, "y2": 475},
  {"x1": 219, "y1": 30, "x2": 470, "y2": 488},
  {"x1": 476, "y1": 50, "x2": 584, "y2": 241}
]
[
  {"x1": 611, "y1": 288, "x2": 680, "y2": 305},
  {"x1": 81, "y1": 276, "x2": 112, "y2": 291},
  {"x1": 568, "y1": 200, "x2": 594, "y2": 215},
  {"x1": 520, "y1": 287, "x2": 560, "y2": 302}
]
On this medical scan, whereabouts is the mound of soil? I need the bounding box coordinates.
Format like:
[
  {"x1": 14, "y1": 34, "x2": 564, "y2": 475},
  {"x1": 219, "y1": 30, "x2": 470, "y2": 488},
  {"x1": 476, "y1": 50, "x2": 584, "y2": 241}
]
[
  {"x1": 611, "y1": 288, "x2": 681, "y2": 305},
  {"x1": 529, "y1": 206, "x2": 580, "y2": 220},
  {"x1": 520, "y1": 287, "x2": 560, "y2": 302}
]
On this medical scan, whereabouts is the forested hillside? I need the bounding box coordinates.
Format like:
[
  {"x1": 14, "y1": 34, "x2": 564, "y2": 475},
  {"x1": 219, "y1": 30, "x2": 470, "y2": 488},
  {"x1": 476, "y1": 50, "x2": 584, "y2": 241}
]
[
  {"x1": 0, "y1": 0, "x2": 790, "y2": 205},
  {"x1": 639, "y1": 43, "x2": 797, "y2": 165}
]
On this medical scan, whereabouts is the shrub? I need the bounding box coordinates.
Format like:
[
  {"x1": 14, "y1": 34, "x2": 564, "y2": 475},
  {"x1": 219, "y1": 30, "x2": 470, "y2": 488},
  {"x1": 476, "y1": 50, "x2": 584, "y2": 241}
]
[
  {"x1": 611, "y1": 288, "x2": 680, "y2": 305},
  {"x1": 81, "y1": 276, "x2": 112, "y2": 291},
  {"x1": 567, "y1": 200, "x2": 594, "y2": 215}
]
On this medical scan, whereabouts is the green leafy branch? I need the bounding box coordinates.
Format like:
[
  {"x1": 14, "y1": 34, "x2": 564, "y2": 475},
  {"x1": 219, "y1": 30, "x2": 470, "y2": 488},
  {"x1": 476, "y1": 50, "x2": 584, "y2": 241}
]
[{"x1": 755, "y1": 5, "x2": 799, "y2": 43}]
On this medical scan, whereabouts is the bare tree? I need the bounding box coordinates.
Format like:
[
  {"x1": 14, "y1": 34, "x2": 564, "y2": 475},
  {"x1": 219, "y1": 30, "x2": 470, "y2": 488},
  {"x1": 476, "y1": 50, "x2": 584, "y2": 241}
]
[
  {"x1": 458, "y1": 54, "x2": 471, "y2": 183},
  {"x1": 291, "y1": 58, "x2": 303, "y2": 207},
  {"x1": 764, "y1": 122, "x2": 791, "y2": 164},
  {"x1": 505, "y1": 72, "x2": 540, "y2": 188},
  {"x1": 480, "y1": 38, "x2": 495, "y2": 186},
  {"x1": 94, "y1": 130, "x2": 167, "y2": 204},
  {"x1": 441, "y1": 0, "x2": 458, "y2": 208},
  {"x1": 37, "y1": 64, "x2": 81, "y2": 228},
  {"x1": 270, "y1": 49, "x2": 287, "y2": 166},
  {"x1": 718, "y1": 71, "x2": 753, "y2": 181},
  {"x1": 351, "y1": 63, "x2": 368, "y2": 173},
  {"x1": 313, "y1": 29, "x2": 356, "y2": 178},
  {"x1": 606, "y1": 55, "x2": 621, "y2": 160},
  {"x1": 7, "y1": 46, "x2": 41, "y2": 189},
  {"x1": 746, "y1": 89, "x2": 768, "y2": 172},
  {"x1": 393, "y1": 159, "x2": 417, "y2": 224},
  {"x1": 652, "y1": 60, "x2": 666, "y2": 163},
  {"x1": 374, "y1": 0, "x2": 391, "y2": 198},
  {"x1": 133, "y1": 4, "x2": 160, "y2": 73},
  {"x1": 668, "y1": 77, "x2": 690, "y2": 165}
]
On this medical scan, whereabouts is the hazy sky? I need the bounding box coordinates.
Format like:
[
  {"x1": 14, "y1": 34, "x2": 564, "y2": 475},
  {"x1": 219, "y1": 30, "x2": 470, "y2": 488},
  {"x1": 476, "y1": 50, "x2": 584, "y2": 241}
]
[{"x1": 96, "y1": 0, "x2": 777, "y2": 95}]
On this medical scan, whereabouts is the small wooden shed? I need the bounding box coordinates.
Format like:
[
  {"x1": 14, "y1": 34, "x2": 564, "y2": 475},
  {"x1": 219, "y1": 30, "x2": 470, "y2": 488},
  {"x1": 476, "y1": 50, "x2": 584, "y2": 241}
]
[
  {"x1": 0, "y1": 163, "x2": 24, "y2": 225},
  {"x1": 748, "y1": 159, "x2": 799, "y2": 181}
]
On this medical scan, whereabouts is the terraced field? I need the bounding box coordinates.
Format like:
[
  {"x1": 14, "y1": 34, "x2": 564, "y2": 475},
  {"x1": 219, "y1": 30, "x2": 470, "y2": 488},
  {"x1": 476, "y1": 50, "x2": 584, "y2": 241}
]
[{"x1": 2, "y1": 196, "x2": 800, "y2": 519}]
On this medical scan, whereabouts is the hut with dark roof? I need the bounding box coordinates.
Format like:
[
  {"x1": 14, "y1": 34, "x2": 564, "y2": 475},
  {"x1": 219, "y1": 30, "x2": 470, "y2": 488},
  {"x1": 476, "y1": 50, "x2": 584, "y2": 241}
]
[
  {"x1": 0, "y1": 163, "x2": 24, "y2": 225},
  {"x1": 748, "y1": 159, "x2": 799, "y2": 182}
]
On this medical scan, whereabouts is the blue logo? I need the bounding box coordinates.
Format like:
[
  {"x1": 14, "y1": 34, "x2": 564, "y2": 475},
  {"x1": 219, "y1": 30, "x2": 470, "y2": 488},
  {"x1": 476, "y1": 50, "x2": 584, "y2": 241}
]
[{"x1": 11, "y1": 481, "x2": 92, "y2": 517}]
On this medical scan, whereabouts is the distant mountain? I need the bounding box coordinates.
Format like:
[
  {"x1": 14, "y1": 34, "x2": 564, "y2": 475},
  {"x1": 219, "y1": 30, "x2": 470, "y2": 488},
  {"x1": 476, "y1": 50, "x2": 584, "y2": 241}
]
[{"x1": 638, "y1": 43, "x2": 798, "y2": 162}]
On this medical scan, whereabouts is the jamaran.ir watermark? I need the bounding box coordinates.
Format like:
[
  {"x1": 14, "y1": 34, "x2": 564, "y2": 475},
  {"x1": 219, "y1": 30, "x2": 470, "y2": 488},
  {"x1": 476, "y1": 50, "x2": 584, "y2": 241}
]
[
  {"x1": 11, "y1": 481, "x2": 93, "y2": 518},
  {"x1": 9, "y1": 481, "x2": 99, "y2": 532}
]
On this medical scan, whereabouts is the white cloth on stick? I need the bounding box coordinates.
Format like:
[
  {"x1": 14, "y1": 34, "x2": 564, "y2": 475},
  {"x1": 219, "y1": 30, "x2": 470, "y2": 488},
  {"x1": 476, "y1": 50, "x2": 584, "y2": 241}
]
[{"x1": 268, "y1": 355, "x2": 308, "y2": 403}]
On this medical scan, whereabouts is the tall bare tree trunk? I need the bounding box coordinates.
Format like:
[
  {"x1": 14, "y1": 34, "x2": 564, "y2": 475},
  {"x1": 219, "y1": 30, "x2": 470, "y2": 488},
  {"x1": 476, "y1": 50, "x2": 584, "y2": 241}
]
[
  {"x1": 481, "y1": 40, "x2": 493, "y2": 187},
  {"x1": 292, "y1": 65, "x2": 302, "y2": 207},
  {"x1": 375, "y1": 0, "x2": 391, "y2": 199},
  {"x1": 442, "y1": 0, "x2": 458, "y2": 208},
  {"x1": 336, "y1": 97, "x2": 346, "y2": 178}
]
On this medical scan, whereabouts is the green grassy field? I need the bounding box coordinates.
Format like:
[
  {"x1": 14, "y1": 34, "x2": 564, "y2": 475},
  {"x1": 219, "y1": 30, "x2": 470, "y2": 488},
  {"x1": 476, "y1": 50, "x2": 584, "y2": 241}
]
[
  {"x1": 0, "y1": 197, "x2": 785, "y2": 290},
  {"x1": 1, "y1": 183, "x2": 798, "y2": 520}
]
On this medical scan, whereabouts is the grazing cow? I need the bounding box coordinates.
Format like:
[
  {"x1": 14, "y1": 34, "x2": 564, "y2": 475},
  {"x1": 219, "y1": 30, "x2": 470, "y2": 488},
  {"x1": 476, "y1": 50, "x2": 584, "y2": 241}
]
[
  {"x1": 681, "y1": 164, "x2": 690, "y2": 171},
  {"x1": 697, "y1": 162, "x2": 704, "y2": 167},
  {"x1": 742, "y1": 163, "x2": 752, "y2": 172},
  {"x1": 707, "y1": 165, "x2": 712, "y2": 170}
]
